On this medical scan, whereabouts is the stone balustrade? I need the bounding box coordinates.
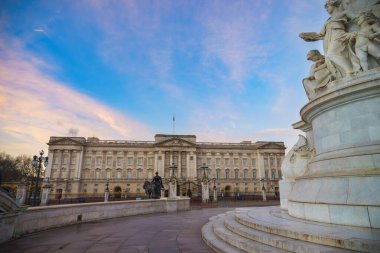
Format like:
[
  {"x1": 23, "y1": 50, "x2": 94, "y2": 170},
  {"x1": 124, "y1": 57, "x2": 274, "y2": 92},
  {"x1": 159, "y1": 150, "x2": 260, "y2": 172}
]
[{"x1": 1, "y1": 197, "x2": 189, "y2": 243}]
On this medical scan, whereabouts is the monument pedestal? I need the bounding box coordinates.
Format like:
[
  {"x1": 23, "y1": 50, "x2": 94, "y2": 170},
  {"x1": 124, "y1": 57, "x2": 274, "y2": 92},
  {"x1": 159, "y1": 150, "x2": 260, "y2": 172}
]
[
  {"x1": 287, "y1": 71, "x2": 380, "y2": 228},
  {"x1": 40, "y1": 185, "x2": 51, "y2": 206},
  {"x1": 201, "y1": 181, "x2": 209, "y2": 203},
  {"x1": 104, "y1": 191, "x2": 109, "y2": 202},
  {"x1": 169, "y1": 178, "x2": 177, "y2": 199},
  {"x1": 16, "y1": 183, "x2": 27, "y2": 205}
]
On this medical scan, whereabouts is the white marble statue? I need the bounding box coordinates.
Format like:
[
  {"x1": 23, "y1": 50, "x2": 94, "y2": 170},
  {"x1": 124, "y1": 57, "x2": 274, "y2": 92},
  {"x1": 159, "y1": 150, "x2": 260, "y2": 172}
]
[
  {"x1": 303, "y1": 50, "x2": 333, "y2": 99},
  {"x1": 300, "y1": 0, "x2": 356, "y2": 78},
  {"x1": 352, "y1": 11, "x2": 380, "y2": 71},
  {"x1": 281, "y1": 135, "x2": 313, "y2": 180},
  {"x1": 300, "y1": 0, "x2": 380, "y2": 88}
]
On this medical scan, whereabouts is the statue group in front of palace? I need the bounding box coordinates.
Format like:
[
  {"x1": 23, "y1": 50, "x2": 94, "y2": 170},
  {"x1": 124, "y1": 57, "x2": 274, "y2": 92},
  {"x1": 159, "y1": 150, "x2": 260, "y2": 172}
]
[
  {"x1": 143, "y1": 172, "x2": 164, "y2": 199},
  {"x1": 301, "y1": 0, "x2": 380, "y2": 99}
]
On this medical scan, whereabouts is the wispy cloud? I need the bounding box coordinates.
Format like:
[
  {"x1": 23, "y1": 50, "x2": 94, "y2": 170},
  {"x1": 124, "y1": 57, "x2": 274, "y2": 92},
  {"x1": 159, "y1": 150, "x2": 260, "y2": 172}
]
[
  {"x1": 199, "y1": 1, "x2": 272, "y2": 90},
  {"x1": 0, "y1": 38, "x2": 153, "y2": 156}
]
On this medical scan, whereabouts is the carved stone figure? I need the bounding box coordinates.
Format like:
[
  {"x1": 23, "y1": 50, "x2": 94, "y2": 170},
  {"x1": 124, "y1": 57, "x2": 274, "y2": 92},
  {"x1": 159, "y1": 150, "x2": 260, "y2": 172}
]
[
  {"x1": 303, "y1": 50, "x2": 333, "y2": 99},
  {"x1": 353, "y1": 11, "x2": 380, "y2": 71},
  {"x1": 281, "y1": 135, "x2": 313, "y2": 180},
  {"x1": 300, "y1": 0, "x2": 356, "y2": 78}
]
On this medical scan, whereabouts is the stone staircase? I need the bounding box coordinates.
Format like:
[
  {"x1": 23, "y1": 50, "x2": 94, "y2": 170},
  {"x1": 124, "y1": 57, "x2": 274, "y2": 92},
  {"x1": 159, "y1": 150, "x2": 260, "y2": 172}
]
[{"x1": 201, "y1": 206, "x2": 380, "y2": 253}]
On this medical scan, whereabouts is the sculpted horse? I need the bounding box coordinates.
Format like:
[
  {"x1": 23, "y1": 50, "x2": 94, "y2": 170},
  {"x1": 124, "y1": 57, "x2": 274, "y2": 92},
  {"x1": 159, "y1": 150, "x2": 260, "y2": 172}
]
[{"x1": 143, "y1": 181, "x2": 155, "y2": 198}]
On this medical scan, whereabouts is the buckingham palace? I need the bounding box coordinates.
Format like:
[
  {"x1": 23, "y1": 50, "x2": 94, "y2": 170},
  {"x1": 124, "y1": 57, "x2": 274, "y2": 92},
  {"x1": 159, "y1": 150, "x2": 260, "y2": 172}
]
[{"x1": 44, "y1": 134, "x2": 285, "y2": 200}]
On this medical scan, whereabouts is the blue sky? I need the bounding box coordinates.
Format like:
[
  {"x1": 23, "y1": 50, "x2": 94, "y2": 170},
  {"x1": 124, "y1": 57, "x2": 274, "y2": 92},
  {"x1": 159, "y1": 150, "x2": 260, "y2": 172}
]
[{"x1": 0, "y1": 0, "x2": 327, "y2": 156}]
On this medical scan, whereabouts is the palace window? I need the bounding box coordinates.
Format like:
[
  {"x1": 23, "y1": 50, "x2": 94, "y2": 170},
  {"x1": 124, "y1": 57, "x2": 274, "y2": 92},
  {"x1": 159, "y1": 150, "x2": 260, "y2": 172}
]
[
  {"x1": 96, "y1": 157, "x2": 102, "y2": 166},
  {"x1": 252, "y1": 158, "x2": 256, "y2": 168},
  {"x1": 265, "y1": 170, "x2": 269, "y2": 179},
  {"x1": 234, "y1": 170, "x2": 239, "y2": 179},
  {"x1": 243, "y1": 159, "x2": 247, "y2": 166},
  {"x1": 127, "y1": 170, "x2": 132, "y2": 179},
  {"x1": 216, "y1": 158, "x2": 220, "y2": 166},
  {"x1": 84, "y1": 169, "x2": 90, "y2": 179},
  {"x1": 252, "y1": 169, "x2": 257, "y2": 179},
  {"x1": 63, "y1": 155, "x2": 69, "y2": 165},
  {"x1": 148, "y1": 158, "x2": 153, "y2": 166},
  {"x1": 216, "y1": 169, "x2": 220, "y2": 179},
  {"x1": 234, "y1": 158, "x2": 239, "y2": 166},
  {"x1": 127, "y1": 157, "x2": 133, "y2": 165},
  {"x1": 117, "y1": 157, "x2": 123, "y2": 166},
  {"x1": 95, "y1": 169, "x2": 100, "y2": 179},
  {"x1": 107, "y1": 156, "x2": 112, "y2": 166},
  {"x1": 71, "y1": 154, "x2": 76, "y2": 164},
  {"x1": 147, "y1": 169, "x2": 153, "y2": 179},
  {"x1": 207, "y1": 158, "x2": 211, "y2": 165},
  {"x1": 244, "y1": 169, "x2": 248, "y2": 179},
  {"x1": 85, "y1": 156, "x2": 91, "y2": 165},
  {"x1": 271, "y1": 170, "x2": 276, "y2": 179},
  {"x1": 137, "y1": 168, "x2": 143, "y2": 178},
  {"x1": 116, "y1": 169, "x2": 122, "y2": 179},
  {"x1": 264, "y1": 158, "x2": 269, "y2": 169},
  {"x1": 137, "y1": 157, "x2": 143, "y2": 166},
  {"x1": 277, "y1": 158, "x2": 282, "y2": 168},
  {"x1": 106, "y1": 170, "x2": 111, "y2": 179},
  {"x1": 225, "y1": 169, "x2": 230, "y2": 179},
  {"x1": 270, "y1": 157, "x2": 275, "y2": 167},
  {"x1": 278, "y1": 169, "x2": 282, "y2": 179}
]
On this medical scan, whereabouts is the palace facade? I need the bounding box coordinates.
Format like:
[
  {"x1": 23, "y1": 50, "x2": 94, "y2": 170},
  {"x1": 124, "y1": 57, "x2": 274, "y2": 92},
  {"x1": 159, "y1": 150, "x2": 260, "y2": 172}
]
[{"x1": 44, "y1": 134, "x2": 285, "y2": 199}]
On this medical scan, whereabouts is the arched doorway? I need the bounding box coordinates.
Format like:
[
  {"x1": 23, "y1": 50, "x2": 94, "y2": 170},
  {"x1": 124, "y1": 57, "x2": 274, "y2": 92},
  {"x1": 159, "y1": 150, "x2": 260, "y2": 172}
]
[
  {"x1": 114, "y1": 186, "x2": 122, "y2": 199},
  {"x1": 224, "y1": 185, "x2": 232, "y2": 197}
]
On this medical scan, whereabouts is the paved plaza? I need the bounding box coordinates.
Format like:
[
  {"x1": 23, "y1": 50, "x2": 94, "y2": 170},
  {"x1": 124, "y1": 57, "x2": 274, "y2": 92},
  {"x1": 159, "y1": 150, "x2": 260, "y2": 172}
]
[{"x1": 1, "y1": 207, "x2": 237, "y2": 253}]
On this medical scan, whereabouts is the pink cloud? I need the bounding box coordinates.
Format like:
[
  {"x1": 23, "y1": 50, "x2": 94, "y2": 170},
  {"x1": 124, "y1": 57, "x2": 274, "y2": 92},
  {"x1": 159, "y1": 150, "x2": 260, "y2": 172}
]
[{"x1": 0, "y1": 38, "x2": 153, "y2": 156}]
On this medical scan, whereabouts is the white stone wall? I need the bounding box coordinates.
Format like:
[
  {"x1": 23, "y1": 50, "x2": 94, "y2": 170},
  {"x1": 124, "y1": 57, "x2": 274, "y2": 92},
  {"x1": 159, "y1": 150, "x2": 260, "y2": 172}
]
[{"x1": 13, "y1": 198, "x2": 190, "y2": 237}]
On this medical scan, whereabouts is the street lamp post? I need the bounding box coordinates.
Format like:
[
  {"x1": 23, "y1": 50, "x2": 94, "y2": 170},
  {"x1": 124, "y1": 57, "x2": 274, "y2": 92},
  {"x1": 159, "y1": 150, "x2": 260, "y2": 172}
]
[
  {"x1": 31, "y1": 150, "x2": 49, "y2": 206},
  {"x1": 169, "y1": 163, "x2": 177, "y2": 178},
  {"x1": 200, "y1": 163, "x2": 208, "y2": 179}
]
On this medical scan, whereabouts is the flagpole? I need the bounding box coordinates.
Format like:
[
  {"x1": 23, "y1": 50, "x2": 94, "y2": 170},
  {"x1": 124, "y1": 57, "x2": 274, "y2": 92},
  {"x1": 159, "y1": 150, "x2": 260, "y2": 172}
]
[{"x1": 173, "y1": 115, "x2": 175, "y2": 135}]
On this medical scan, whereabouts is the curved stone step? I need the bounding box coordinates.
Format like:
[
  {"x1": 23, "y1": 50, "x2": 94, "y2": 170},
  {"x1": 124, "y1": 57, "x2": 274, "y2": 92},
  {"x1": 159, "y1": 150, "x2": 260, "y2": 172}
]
[
  {"x1": 202, "y1": 216, "x2": 244, "y2": 253},
  {"x1": 223, "y1": 213, "x2": 357, "y2": 253},
  {"x1": 212, "y1": 215, "x2": 289, "y2": 253},
  {"x1": 234, "y1": 207, "x2": 380, "y2": 253}
]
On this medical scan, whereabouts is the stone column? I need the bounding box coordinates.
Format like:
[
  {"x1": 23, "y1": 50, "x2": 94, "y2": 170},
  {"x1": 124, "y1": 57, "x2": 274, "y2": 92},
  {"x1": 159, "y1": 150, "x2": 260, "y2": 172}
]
[
  {"x1": 40, "y1": 185, "x2": 51, "y2": 206},
  {"x1": 262, "y1": 181, "x2": 267, "y2": 201},
  {"x1": 45, "y1": 149, "x2": 54, "y2": 179},
  {"x1": 257, "y1": 151, "x2": 264, "y2": 179},
  {"x1": 169, "y1": 178, "x2": 177, "y2": 199},
  {"x1": 178, "y1": 152, "x2": 182, "y2": 179},
  {"x1": 186, "y1": 152, "x2": 190, "y2": 180},
  {"x1": 58, "y1": 150, "x2": 63, "y2": 178},
  {"x1": 201, "y1": 180, "x2": 210, "y2": 203},
  {"x1": 16, "y1": 183, "x2": 27, "y2": 204},
  {"x1": 170, "y1": 152, "x2": 173, "y2": 177},
  {"x1": 76, "y1": 149, "x2": 84, "y2": 179},
  {"x1": 68, "y1": 150, "x2": 73, "y2": 179},
  {"x1": 104, "y1": 190, "x2": 109, "y2": 202},
  {"x1": 160, "y1": 151, "x2": 165, "y2": 177},
  {"x1": 213, "y1": 186, "x2": 217, "y2": 202},
  {"x1": 161, "y1": 187, "x2": 165, "y2": 198}
]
